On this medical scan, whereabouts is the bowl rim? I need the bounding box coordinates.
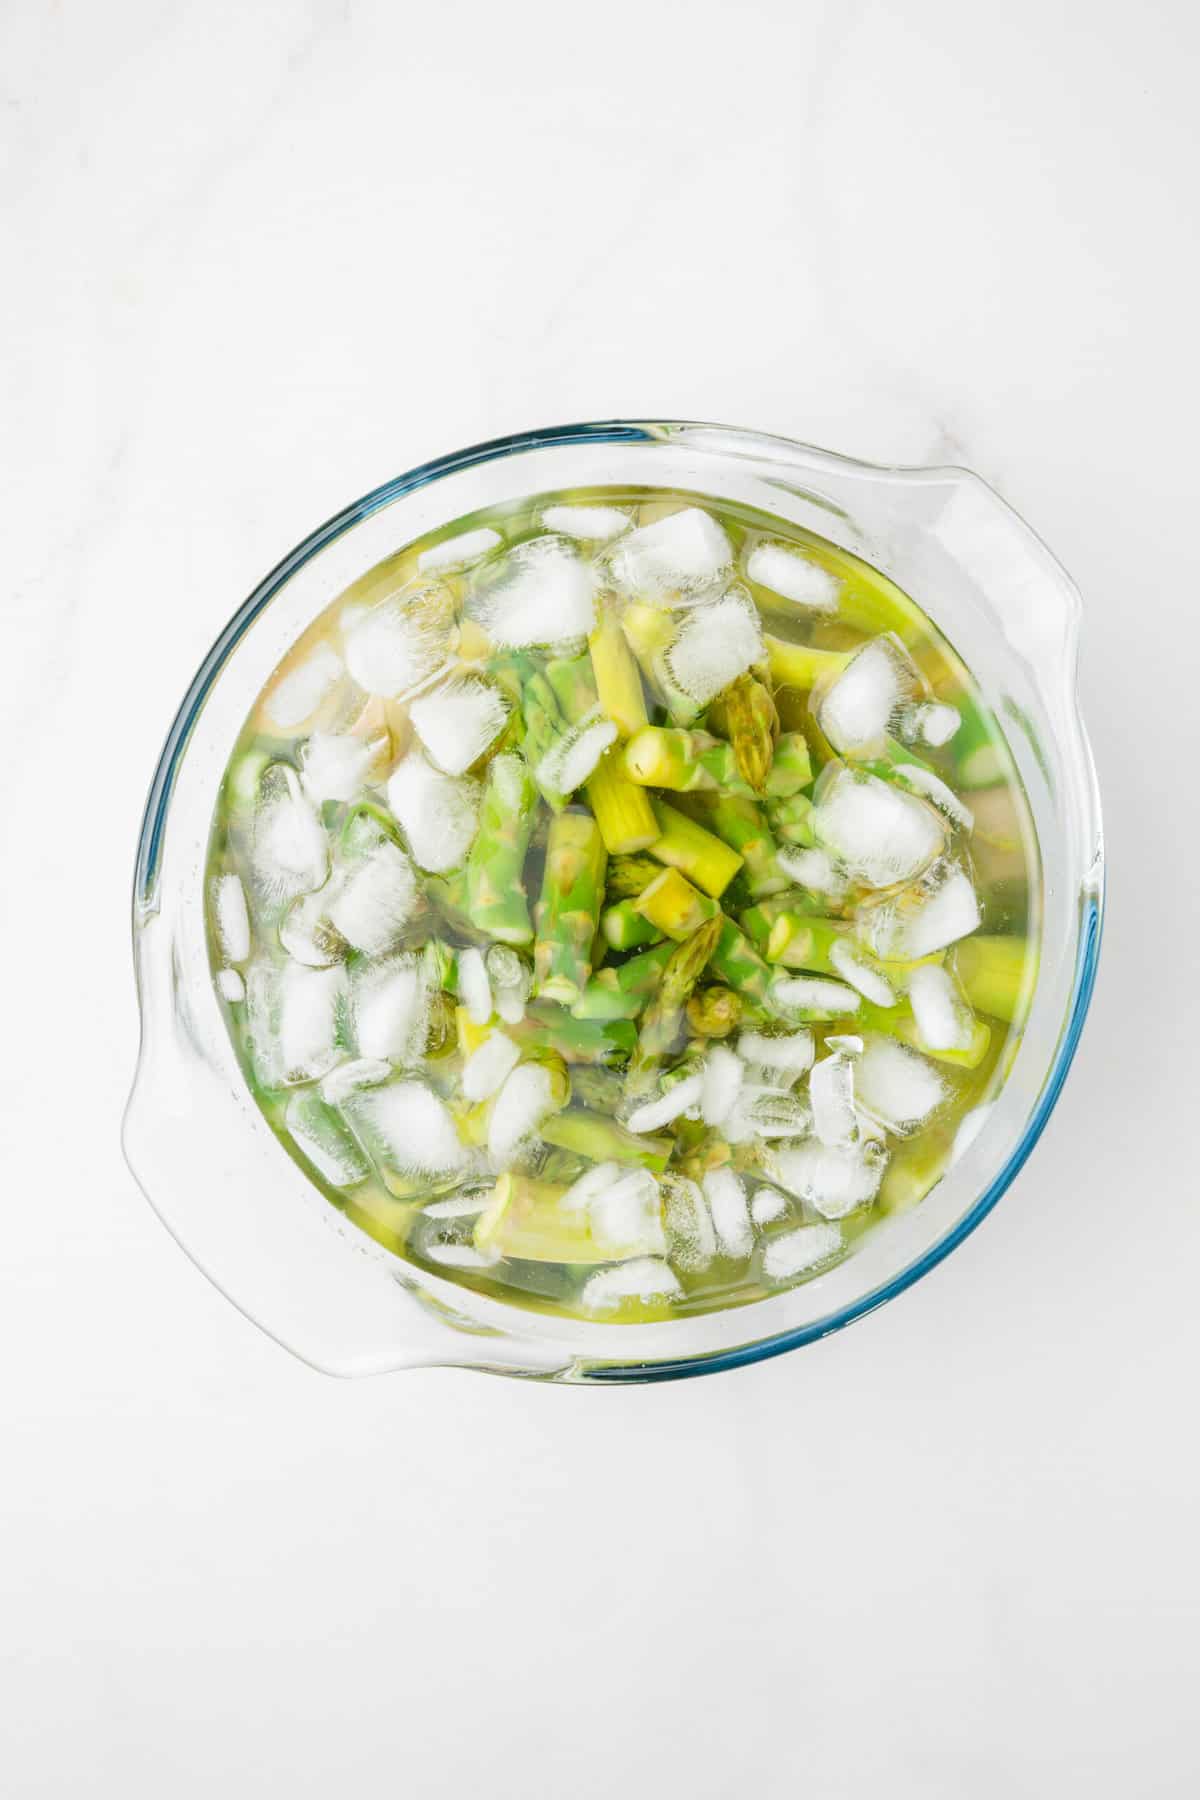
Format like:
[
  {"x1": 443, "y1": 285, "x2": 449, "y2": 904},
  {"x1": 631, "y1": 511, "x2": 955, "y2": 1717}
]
[{"x1": 131, "y1": 418, "x2": 1105, "y2": 1382}]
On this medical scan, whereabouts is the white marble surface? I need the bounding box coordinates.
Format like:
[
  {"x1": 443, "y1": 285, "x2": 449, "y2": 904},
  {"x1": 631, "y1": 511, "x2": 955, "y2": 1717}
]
[{"x1": 4, "y1": 1, "x2": 1198, "y2": 1793}]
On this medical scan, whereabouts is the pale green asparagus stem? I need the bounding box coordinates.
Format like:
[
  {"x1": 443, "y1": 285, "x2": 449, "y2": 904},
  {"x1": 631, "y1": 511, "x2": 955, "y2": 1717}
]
[
  {"x1": 648, "y1": 799, "x2": 743, "y2": 898},
  {"x1": 540, "y1": 1108, "x2": 672, "y2": 1172},
  {"x1": 533, "y1": 811, "x2": 608, "y2": 1006},
  {"x1": 600, "y1": 898, "x2": 663, "y2": 951},
  {"x1": 571, "y1": 942, "x2": 675, "y2": 1021},
  {"x1": 628, "y1": 914, "x2": 722, "y2": 1093},
  {"x1": 465, "y1": 751, "x2": 539, "y2": 944},
  {"x1": 707, "y1": 673, "x2": 778, "y2": 793}
]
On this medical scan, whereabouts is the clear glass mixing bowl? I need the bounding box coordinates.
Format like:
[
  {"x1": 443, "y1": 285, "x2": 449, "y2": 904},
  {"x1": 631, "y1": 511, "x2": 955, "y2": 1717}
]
[{"x1": 123, "y1": 421, "x2": 1103, "y2": 1382}]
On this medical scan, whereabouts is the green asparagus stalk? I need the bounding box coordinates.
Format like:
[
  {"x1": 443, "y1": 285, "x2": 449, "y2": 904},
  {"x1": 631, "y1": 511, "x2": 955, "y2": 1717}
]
[
  {"x1": 765, "y1": 914, "x2": 851, "y2": 970},
  {"x1": 521, "y1": 670, "x2": 569, "y2": 808},
  {"x1": 571, "y1": 942, "x2": 675, "y2": 1021},
  {"x1": 675, "y1": 792, "x2": 786, "y2": 899},
  {"x1": 648, "y1": 799, "x2": 743, "y2": 898},
  {"x1": 623, "y1": 726, "x2": 753, "y2": 796},
  {"x1": 540, "y1": 1108, "x2": 672, "y2": 1172},
  {"x1": 707, "y1": 673, "x2": 778, "y2": 793},
  {"x1": 766, "y1": 791, "x2": 816, "y2": 846},
  {"x1": 600, "y1": 897, "x2": 663, "y2": 951},
  {"x1": 633, "y1": 867, "x2": 720, "y2": 940},
  {"x1": 545, "y1": 651, "x2": 599, "y2": 723},
  {"x1": 585, "y1": 747, "x2": 660, "y2": 854},
  {"x1": 465, "y1": 751, "x2": 538, "y2": 945},
  {"x1": 762, "y1": 733, "x2": 813, "y2": 797},
  {"x1": 952, "y1": 935, "x2": 1036, "y2": 1024},
  {"x1": 605, "y1": 854, "x2": 662, "y2": 899},
  {"x1": 474, "y1": 1175, "x2": 614, "y2": 1263},
  {"x1": 686, "y1": 985, "x2": 743, "y2": 1038},
  {"x1": 708, "y1": 915, "x2": 777, "y2": 1011},
  {"x1": 765, "y1": 636, "x2": 853, "y2": 690},
  {"x1": 739, "y1": 889, "x2": 825, "y2": 949},
  {"x1": 588, "y1": 611, "x2": 649, "y2": 738},
  {"x1": 533, "y1": 810, "x2": 608, "y2": 1005},
  {"x1": 628, "y1": 914, "x2": 722, "y2": 1092},
  {"x1": 517, "y1": 1004, "x2": 637, "y2": 1064}
]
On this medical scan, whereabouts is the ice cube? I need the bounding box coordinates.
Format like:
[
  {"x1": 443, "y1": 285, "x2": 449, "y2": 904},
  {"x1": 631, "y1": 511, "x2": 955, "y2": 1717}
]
[
  {"x1": 486, "y1": 946, "x2": 531, "y2": 1024},
  {"x1": 462, "y1": 1030, "x2": 521, "y2": 1102},
  {"x1": 732, "y1": 1087, "x2": 813, "y2": 1141},
  {"x1": 750, "y1": 1185, "x2": 789, "y2": 1227},
  {"x1": 344, "y1": 584, "x2": 455, "y2": 698},
  {"x1": 572, "y1": 1166, "x2": 666, "y2": 1257},
  {"x1": 468, "y1": 536, "x2": 597, "y2": 647},
  {"x1": 274, "y1": 962, "x2": 348, "y2": 1086},
  {"x1": 736, "y1": 1029, "x2": 815, "y2": 1083},
  {"x1": 770, "y1": 1139, "x2": 887, "y2": 1218},
  {"x1": 252, "y1": 764, "x2": 329, "y2": 902},
  {"x1": 285, "y1": 1091, "x2": 370, "y2": 1188},
  {"x1": 775, "y1": 846, "x2": 849, "y2": 903},
  {"x1": 581, "y1": 1257, "x2": 682, "y2": 1311},
  {"x1": 540, "y1": 503, "x2": 631, "y2": 543},
  {"x1": 279, "y1": 884, "x2": 347, "y2": 967},
  {"x1": 809, "y1": 1052, "x2": 859, "y2": 1148},
  {"x1": 825, "y1": 1034, "x2": 864, "y2": 1054},
  {"x1": 907, "y1": 964, "x2": 976, "y2": 1052},
  {"x1": 325, "y1": 841, "x2": 419, "y2": 956},
  {"x1": 812, "y1": 765, "x2": 946, "y2": 890},
  {"x1": 604, "y1": 507, "x2": 733, "y2": 606},
  {"x1": 856, "y1": 858, "x2": 981, "y2": 961},
  {"x1": 855, "y1": 1035, "x2": 947, "y2": 1133},
  {"x1": 762, "y1": 1222, "x2": 843, "y2": 1281},
  {"x1": 661, "y1": 1174, "x2": 717, "y2": 1272},
  {"x1": 456, "y1": 946, "x2": 493, "y2": 1026},
  {"x1": 951, "y1": 1103, "x2": 994, "y2": 1163},
  {"x1": 299, "y1": 730, "x2": 379, "y2": 806},
  {"x1": 902, "y1": 701, "x2": 961, "y2": 748},
  {"x1": 744, "y1": 542, "x2": 840, "y2": 612},
  {"x1": 263, "y1": 643, "x2": 344, "y2": 730},
  {"x1": 700, "y1": 1045, "x2": 743, "y2": 1127},
  {"x1": 624, "y1": 1073, "x2": 705, "y2": 1136},
  {"x1": 347, "y1": 1079, "x2": 471, "y2": 1178},
  {"x1": 385, "y1": 750, "x2": 481, "y2": 873},
  {"x1": 818, "y1": 634, "x2": 922, "y2": 758},
  {"x1": 319, "y1": 1057, "x2": 392, "y2": 1104},
  {"x1": 888, "y1": 762, "x2": 974, "y2": 832},
  {"x1": 351, "y1": 954, "x2": 429, "y2": 1064},
  {"x1": 422, "y1": 1192, "x2": 491, "y2": 1221},
  {"x1": 828, "y1": 939, "x2": 897, "y2": 1007},
  {"x1": 703, "y1": 1167, "x2": 753, "y2": 1259},
  {"x1": 663, "y1": 589, "x2": 765, "y2": 710},
  {"x1": 216, "y1": 968, "x2": 245, "y2": 1003},
  {"x1": 416, "y1": 526, "x2": 503, "y2": 575},
  {"x1": 212, "y1": 872, "x2": 251, "y2": 964},
  {"x1": 769, "y1": 974, "x2": 862, "y2": 1020},
  {"x1": 487, "y1": 1062, "x2": 557, "y2": 1164},
  {"x1": 535, "y1": 708, "x2": 618, "y2": 798},
  {"x1": 409, "y1": 676, "x2": 511, "y2": 777}
]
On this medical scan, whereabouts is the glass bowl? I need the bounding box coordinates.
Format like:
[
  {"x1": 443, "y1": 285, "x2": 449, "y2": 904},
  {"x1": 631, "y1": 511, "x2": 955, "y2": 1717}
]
[{"x1": 123, "y1": 421, "x2": 1103, "y2": 1382}]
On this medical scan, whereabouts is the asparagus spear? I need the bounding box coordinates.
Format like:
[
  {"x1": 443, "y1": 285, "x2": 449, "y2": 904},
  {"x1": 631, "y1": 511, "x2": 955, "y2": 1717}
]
[
  {"x1": 708, "y1": 915, "x2": 778, "y2": 1011},
  {"x1": 540, "y1": 1108, "x2": 672, "y2": 1172},
  {"x1": 763, "y1": 733, "x2": 813, "y2": 797},
  {"x1": 571, "y1": 942, "x2": 675, "y2": 1021},
  {"x1": 739, "y1": 889, "x2": 826, "y2": 949},
  {"x1": 952, "y1": 935, "x2": 1035, "y2": 1024},
  {"x1": 600, "y1": 897, "x2": 663, "y2": 951},
  {"x1": 675, "y1": 792, "x2": 786, "y2": 899},
  {"x1": 686, "y1": 985, "x2": 743, "y2": 1038},
  {"x1": 464, "y1": 751, "x2": 539, "y2": 945},
  {"x1": 521, "y1": 670, "x2": 569, "y2": 808},
  {"x1": 765, "y1": 914, "x2": 852, "y2": 970},
  {"x1": 533, "y1": 810, "x2": 608, "y2": 1006},
  {"x1": 586, "y1": 747, "x2": 659, "y2": 854},
  {"x1": 766, "y1": 791, "x2": 815, "y2": 846},
  {"x1": 633, "y1": 867, "x2": 720, "y2": 940},
  {"x1": 628, "y1": 913, "x2": 722, "y2": 1092},
  {"x1": 623, "y1": 726, "x2": 754, "y2": 796},
  {"x1": 589, "y1": 611, "x2": 649, "y2": 738},
  {"x1": 707, "y1": 673, "x2": 778, "y2": 793},
  {"x1": 474, "y1": 1175, "x2": 613, "y2": 1263},
  {"x1": 647, "y1": 799, "x2": 743, "y2": 898},
  {"x1": 606, "y1": 853, "x2": 662, "y2": 899},
  {"x1": 765, "y1": 637, "x2": 853, "y2": 690}
]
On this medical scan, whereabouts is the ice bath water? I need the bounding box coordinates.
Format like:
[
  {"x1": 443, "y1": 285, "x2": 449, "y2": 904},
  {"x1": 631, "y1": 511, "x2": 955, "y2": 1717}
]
[{"x1": 206, "y1": 489, "x2": 1040, "y2": 1322}]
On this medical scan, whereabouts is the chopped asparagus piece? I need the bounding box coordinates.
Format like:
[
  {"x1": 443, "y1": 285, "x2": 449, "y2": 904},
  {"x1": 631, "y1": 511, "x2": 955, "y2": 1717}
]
[
  {"x1": 633, "y1": 867, "x2": 720, "y2": 940},
  {"x1": 648, "y1": 799, "x2": 744, "y2": 898},
  {"x1": 586, "y1": 747, "x2": 660, "y2": 854},
  {"x1": 605, "y1": 853, "x2": 664, "y2": 899},
  {"x1": 600, "y1": 897, "x2": 664, "y2": 951},
  {"x1": 707, "y1": 673, "x2": 778, "y2": 793},
  {"x1": 571, "y1": 942, "x2": 675, "y2": 1022},
  {"x1": 686, "y1": 985, "x2": 743, "y2": 1038},
  {"x1": 465, "y1": 751, "x2": 538, "y2": 945},
  {"x1": 588, "y1": 612, "x2": 650, "y2": 738},
  {"x1": 533, "y1": 811, "x2": 607, "y2": 1006},
  {"x1": 540, "y1": 1108, "x2": 672, "y2": 1172}
]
